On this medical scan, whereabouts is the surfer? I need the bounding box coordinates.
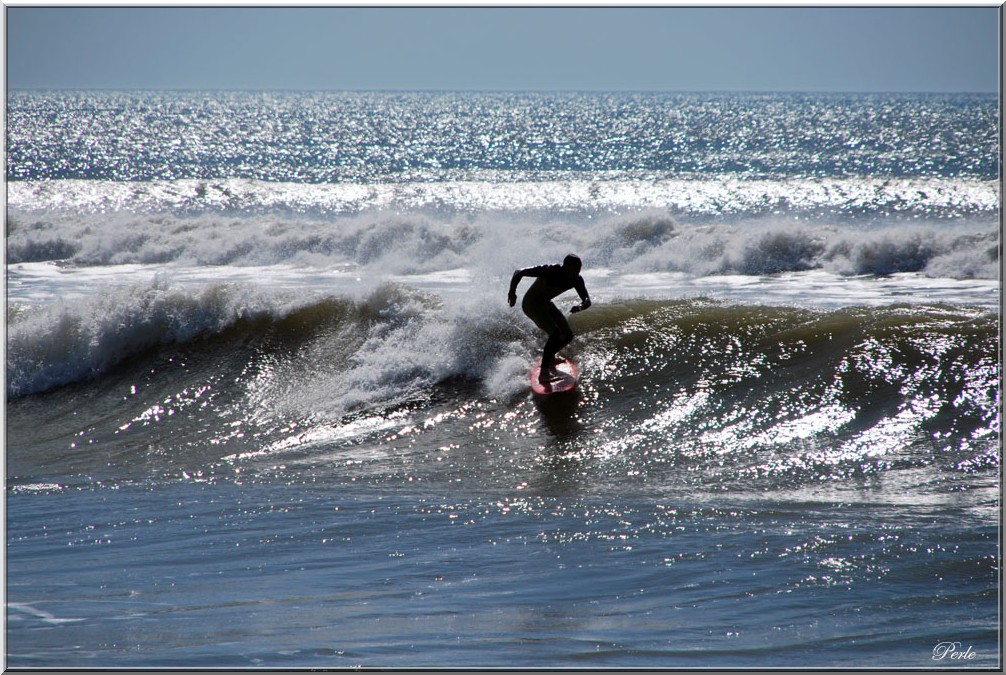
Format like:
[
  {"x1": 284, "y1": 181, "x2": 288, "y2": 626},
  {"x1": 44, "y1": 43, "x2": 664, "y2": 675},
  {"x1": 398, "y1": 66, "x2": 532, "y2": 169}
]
[{"x1": 508, "y1": 254, "x2": 591, "y2": 384}]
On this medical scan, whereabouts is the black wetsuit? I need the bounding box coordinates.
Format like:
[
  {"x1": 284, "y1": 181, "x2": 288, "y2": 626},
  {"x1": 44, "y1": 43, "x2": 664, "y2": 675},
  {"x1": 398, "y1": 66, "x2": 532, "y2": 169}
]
[{"x1": 517, "y1": 264, "x2": 589, "y2": 368}]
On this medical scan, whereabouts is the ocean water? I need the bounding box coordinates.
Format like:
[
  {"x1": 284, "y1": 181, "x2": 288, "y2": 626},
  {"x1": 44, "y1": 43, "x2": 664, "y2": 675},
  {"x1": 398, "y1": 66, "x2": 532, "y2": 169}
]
[{"x1": 5, "y1": 90, "x2": 1000, "y2": 669}]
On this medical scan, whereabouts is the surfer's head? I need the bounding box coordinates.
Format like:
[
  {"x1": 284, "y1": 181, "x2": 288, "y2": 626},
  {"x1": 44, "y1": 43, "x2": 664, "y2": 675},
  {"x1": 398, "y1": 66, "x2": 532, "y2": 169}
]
[{"x1": 563, "y1": 254, "x2": 582, "y2": 274}]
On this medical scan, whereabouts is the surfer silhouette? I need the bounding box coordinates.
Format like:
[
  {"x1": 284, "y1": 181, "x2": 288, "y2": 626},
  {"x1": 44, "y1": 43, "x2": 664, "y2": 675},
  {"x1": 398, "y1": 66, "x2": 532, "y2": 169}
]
[{"x1": 508, "y1": 254, "x2": 591, "y2": 384}]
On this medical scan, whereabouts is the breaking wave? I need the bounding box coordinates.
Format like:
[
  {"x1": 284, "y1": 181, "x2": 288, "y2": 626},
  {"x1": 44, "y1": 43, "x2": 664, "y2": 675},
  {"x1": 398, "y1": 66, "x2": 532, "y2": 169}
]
[{"x1": 6, "y1": 205, "x2": 1000, "y2": 280}]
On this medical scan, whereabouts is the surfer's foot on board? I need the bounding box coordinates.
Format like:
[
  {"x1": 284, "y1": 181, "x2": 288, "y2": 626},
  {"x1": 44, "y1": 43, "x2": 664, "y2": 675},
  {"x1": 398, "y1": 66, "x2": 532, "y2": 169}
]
[{"x1": 538, "y1": 356, "x2": 565, "y2": 384}]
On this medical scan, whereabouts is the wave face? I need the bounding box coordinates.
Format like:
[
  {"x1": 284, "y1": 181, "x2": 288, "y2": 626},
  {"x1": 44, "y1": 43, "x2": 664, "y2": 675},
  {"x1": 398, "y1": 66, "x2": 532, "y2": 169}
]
[{"x1": 8, "y1": 284, "x2": 998, "y2": 483}]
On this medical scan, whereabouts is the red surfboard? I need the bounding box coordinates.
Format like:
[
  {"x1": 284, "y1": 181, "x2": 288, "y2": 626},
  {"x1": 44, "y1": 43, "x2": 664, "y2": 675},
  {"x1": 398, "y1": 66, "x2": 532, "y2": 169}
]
[{"x1": 530, "y1": 357, "x2": 578, "y2": 395}]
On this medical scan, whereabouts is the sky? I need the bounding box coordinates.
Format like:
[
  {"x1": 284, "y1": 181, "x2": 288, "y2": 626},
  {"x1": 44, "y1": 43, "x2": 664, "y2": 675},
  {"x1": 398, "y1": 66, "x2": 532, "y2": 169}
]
[{"x1": 5, "y1": 5, "x2": 1001, "y2": 93}]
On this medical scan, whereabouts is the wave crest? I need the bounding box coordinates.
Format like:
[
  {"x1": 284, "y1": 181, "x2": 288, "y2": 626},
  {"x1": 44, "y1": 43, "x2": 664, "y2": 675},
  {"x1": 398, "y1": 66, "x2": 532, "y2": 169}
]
[{"x1": 7, "y1": 279, "x2": 297, "y2": 398}]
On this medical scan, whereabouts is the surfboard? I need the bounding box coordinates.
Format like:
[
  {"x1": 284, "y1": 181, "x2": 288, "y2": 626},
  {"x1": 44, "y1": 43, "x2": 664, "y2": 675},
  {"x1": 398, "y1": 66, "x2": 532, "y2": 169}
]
[{"x1": 530, "y1": 357, "x2": 578, "y2": 395}]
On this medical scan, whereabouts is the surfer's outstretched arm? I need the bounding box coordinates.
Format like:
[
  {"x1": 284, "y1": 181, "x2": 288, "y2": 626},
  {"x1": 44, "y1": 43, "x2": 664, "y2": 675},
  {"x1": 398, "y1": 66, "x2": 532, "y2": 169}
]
[
  {"x1": 507, "y1": 269, "x2": 524, "y2": 306},
  {"x1": 570, "y1": 278, "x2": 591, "y2": 313},
  {"x1": 508, "y1": 266, "x2": 540, "y2": 307}
]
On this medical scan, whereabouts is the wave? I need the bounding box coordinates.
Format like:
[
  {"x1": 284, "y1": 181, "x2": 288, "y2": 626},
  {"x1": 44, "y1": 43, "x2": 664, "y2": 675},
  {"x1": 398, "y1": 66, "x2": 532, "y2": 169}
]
[
  {"x1": 8, "y1": 280, "x2": 999, "y2": 471},
  {"x1": 7, "y1": 274, "x2": 998, "y2": 503},
  {"x1": 574, "y1": 300, "x2": 1000, "y2": 487},
  {"x1": 6, "y1": 278, "x2": 523, "y2": 402},
  {"x1": 6, "y1": 205, "x2": 1000, "y2": 281},
  {"x1": 6, "y1": 278, "x2": 310, "y2": 398}
]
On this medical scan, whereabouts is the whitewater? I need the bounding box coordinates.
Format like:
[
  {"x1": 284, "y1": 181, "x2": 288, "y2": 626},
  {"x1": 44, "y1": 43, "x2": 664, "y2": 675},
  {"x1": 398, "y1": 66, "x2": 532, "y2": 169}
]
[{"x1": 6, "y1": 90, "x2": 1001, "y2": 669}]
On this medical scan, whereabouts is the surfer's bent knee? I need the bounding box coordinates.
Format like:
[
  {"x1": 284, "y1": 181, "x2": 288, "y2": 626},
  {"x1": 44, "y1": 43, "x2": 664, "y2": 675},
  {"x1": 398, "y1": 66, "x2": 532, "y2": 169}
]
[{"x1": 522, "y1": 296, "x2": 558, "y2": 335}]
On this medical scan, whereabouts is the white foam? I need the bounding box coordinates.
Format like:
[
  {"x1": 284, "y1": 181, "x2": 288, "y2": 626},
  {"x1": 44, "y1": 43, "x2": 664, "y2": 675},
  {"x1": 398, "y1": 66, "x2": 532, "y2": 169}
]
[
  {"x1": 7, "y1": 193, "x2": 998, "y2": 283},
  {"x1": 244, "y1": 281, "x2": 532, "y2": 422},
  {"x1": 6, "y1": 276, "x2": 311, "y2": 398}
]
